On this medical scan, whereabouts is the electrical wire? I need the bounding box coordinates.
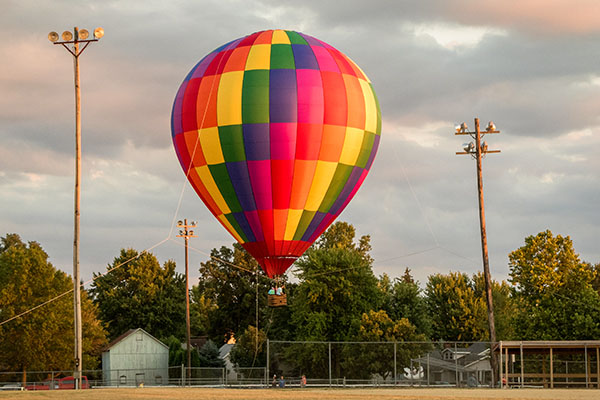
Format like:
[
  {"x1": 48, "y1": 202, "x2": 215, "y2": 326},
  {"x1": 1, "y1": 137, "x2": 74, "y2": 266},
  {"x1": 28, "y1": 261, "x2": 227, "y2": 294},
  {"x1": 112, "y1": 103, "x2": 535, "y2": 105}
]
[
  {"x1": 0, "y1": 237, "x2": 169, "y2": 327},
  {"x1": 393, "y1": 144, "x2": 440, "y2": 248}
]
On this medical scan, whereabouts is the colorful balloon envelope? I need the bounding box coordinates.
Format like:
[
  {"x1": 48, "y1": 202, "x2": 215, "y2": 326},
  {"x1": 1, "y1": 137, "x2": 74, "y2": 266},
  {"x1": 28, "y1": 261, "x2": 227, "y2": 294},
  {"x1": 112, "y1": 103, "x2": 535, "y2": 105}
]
[{"x1": 171, "y1": 29, "x2": 381, "y2": 278}]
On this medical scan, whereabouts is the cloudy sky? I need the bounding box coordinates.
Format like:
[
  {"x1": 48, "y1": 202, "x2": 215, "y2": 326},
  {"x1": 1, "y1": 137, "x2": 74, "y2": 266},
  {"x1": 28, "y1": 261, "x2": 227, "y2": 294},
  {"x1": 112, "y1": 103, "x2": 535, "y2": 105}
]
[{"x1": 1, "y1": 0, "x2": 599, "y2": 287}]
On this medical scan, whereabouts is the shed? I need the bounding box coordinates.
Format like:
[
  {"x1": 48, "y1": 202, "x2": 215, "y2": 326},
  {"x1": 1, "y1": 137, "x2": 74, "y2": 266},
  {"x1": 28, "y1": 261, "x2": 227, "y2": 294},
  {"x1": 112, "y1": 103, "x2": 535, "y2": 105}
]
[{"x1": 102, "y1": 328, "x2": 169, "y2": 386}]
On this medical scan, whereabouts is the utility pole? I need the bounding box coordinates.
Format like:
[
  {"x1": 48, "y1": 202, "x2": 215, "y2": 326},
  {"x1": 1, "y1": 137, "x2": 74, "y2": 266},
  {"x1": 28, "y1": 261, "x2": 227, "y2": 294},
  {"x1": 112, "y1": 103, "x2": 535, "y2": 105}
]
[
  {"x1": 177, "y1": 219, "x2": 197, "y2": 385},
  {"x1": 48, "y1": 26, "x2": 104, "y2": 390},
  {"x1": 455, "y1": 118, "x2": 500, "y2": 386}
]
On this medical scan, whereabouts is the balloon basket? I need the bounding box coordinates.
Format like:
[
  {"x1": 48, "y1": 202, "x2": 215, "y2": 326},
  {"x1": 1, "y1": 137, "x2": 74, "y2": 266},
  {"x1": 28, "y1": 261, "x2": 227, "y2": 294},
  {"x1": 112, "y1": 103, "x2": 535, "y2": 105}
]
[{"x1": 268, "y1": 293, "x2": 287, "y2": 307}]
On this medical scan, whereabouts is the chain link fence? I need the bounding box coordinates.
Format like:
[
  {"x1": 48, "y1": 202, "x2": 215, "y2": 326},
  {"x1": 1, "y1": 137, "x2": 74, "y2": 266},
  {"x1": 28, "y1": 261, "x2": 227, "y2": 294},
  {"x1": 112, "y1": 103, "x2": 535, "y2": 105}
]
[
  {"x1": 0, "y1": 366, "x2": 267, "y2": 390},
  {"x1": 4, "y1": 341, "x2": 600, "y2": 390},
  {"x1": 267, "y1": 340, "x2": 494, "y2": 388}
]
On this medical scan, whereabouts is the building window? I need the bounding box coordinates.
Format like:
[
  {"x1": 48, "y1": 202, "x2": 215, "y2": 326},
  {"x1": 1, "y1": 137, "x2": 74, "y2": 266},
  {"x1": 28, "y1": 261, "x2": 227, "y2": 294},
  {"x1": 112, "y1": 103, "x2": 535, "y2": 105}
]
[
  {"x1": 119, "y1": 375, "x2": 127, "y2": 385},
  {"x1": 136, "y1": 332, "x2": 143, "y2": 341}
]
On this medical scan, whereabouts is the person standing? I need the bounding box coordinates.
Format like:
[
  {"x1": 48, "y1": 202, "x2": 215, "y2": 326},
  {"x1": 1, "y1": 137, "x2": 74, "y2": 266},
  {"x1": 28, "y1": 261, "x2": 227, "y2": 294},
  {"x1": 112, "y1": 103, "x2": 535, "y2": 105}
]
[
  {"x1": 279, "y1": 376, "x2": 285, "y2": 388},
  {"x1": 301, "y1": 375, "x2": 306, "y2": 388}
]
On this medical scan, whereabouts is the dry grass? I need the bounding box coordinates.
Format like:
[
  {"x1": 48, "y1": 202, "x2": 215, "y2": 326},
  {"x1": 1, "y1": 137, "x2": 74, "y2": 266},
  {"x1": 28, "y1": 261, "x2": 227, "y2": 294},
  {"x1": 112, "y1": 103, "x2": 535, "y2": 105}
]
[{"x1": 2, "y1": 387, "x2": 600, "y2": 400}]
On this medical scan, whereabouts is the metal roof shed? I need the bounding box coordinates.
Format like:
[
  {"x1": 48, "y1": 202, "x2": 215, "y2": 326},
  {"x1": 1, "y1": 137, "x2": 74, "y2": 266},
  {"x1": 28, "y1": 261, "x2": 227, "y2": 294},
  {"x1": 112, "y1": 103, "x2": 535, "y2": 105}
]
[{"x1": 102, "y1": 328, "x2": 169, "y2": 387}]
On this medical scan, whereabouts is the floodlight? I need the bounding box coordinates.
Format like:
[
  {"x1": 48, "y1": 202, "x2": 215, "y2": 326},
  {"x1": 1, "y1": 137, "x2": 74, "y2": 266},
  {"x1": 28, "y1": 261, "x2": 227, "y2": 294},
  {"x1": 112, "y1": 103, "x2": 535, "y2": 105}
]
[
  {"x1": 62, "y1": 31, "x2": 73, "y2": 41},
  {"x1": 189, "y1": 230, "x2": 194, "y2": 236},
  {"x1": 464, "y1": 142, "x2": 475, "y2": 153},
  {"x1": 94, "y1": 27, "x2": 104, "y2": 39},
  {"x1": 48, "y1": 32, "x2": 59, "y2": 42},
  {"x1": 455, "y1": 124, "x2": 461, "y2": 133},
  {"x1": 178, "y1": 220, "x2": 183, "y2": 226},
  {"x1": 460, "y1": 122, "x2": 468, "y2": 133},
  {"x1": 486, "y1": 121, "x2": 495, "y2": 132},
  {"x1": 481, "y1": 141, "x2": 488, "y2": 152},
  {"x1": 79, "y1": 29, "x2": 89, "y2": 40}
]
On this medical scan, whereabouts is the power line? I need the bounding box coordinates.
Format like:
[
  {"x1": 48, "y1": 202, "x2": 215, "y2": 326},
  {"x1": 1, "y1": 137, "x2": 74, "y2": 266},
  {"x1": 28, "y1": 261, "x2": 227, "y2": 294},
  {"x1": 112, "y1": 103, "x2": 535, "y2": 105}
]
[
  {"x1": 393, "y1": 144, "x2": 440, "y2": 247},
  {"x1": 0, "y1": 237, "x2": 169, "y2": 327}
]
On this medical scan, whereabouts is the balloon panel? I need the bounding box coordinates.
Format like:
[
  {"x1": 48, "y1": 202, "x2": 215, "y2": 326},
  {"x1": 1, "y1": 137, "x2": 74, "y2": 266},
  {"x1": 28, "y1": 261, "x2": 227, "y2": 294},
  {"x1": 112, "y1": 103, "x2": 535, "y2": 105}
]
[{"x1": 172, "y1": 29, "x2": 381, "y2": 277}]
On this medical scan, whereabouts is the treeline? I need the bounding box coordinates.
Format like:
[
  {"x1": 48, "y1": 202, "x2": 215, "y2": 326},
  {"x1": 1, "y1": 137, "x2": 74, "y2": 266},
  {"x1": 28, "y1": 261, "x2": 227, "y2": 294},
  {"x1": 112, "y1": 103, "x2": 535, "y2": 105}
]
[{"x1": 1, "y1": 223, "x2": 599, "y2": 374}]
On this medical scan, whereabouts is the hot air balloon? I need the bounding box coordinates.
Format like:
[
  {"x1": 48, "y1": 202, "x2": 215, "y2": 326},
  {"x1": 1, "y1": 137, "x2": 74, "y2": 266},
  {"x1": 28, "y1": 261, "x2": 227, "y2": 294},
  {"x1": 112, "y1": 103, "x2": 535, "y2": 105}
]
[{"x1": 171, "y1": 29, "x2": 381, "y2": 280}]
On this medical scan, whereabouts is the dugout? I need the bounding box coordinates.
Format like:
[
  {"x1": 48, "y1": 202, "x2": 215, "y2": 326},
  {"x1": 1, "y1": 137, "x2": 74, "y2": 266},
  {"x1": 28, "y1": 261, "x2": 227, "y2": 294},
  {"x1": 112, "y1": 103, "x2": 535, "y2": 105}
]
[{"x1": 496, "y1": 341, "x2": 600, "y2": 389}]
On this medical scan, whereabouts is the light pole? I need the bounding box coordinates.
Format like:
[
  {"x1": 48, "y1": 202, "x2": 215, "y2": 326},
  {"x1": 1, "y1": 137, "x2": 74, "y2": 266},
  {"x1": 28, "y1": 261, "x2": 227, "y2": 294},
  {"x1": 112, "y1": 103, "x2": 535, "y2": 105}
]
[
  {"x1": 177, "y1": 219, "x2": 197, "y2": 385},
  {"x1": 455, "y1": 118, "x2": 501, "y2": 386},
  {"x1": 48, "y1": 26, "x2": 103, "y2": 390}
]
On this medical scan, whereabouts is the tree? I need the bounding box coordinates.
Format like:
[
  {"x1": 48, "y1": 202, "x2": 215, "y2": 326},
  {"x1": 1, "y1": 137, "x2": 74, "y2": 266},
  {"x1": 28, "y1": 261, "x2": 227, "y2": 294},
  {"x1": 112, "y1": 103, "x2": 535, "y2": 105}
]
[
  {"x1": 193, "y1": 243, "x2": 276, "y2": 343},
  {"x1": 425, "y1": 272, "x2": 488, "y2": 341},
  {"x1": 508, "y1": 230, "x2": 600, "y2": 339},
  {"x1": 197, "y1": 340, "x2": 225, "y2": 368},
  {"x1": 386, "y1": 269, "x2": 432, "y2": 338},
  {"x1": 343, "y1": 310, "x2": 428, "y2": 379},
  {"x1": 287, "y1": 222, "x2": 382, "y2": 377},
  {"x1": 291, "y1": 222, "x2": 381, "y2": 341},
  {"x1": 229, "y1": 326, "x2": 267, "y2": 368},
  {"x1": 0, "y1": 234, "x2": 107, "y2": 375},
  {"x1": 164, "y1": 336, "x2": 200, "y2": 367},
  {"x1": 472, "y1": 272, "x2": 515, "y2": 340},
  {"x1": 90, "y1": 248, "x2": 186, "y2": 341}
]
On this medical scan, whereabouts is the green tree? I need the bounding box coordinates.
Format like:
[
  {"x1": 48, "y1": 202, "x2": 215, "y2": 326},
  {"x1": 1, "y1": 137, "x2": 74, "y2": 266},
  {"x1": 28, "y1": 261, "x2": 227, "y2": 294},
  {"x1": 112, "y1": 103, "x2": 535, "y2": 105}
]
[
  {"x1": 343, "y1": 310, "x2": 428, "y2": 379},
  {"x1": 229, "y1": 325, "x2": 267, "y2": 368},
  {"x1": 508, "y1": 230, "x2": 600, "y2": 339},
  {"x1": 386, "y1": 269, "x2": 432, "y2": 338},
  {"x1": 0, "y1": 234, "x2": 107, "y2": 375},
  {"x1": 292, "y1": 223, "x2": 380, "y2": 341},
  {"x1": 194, "y1": 243, "x2": 277, "y2": 343},
  {"x1": 425, "y1": 272, "x2": 487, "y2": 341},
  {"x1": 472, "y1": 272, "x2": 515, "y2": 340},
  {"x1": 197, "y1": 340, "x2": 225, "y2": 368},
  {"x1": 90, "y1": 248, "x2": 186, "y2": 341},
  {"x1": 163, "y1": 335, "x2": 200, "y2": 367},
  {"x1": 288, "y1": 222, "x2": 382, "y2": 377}
]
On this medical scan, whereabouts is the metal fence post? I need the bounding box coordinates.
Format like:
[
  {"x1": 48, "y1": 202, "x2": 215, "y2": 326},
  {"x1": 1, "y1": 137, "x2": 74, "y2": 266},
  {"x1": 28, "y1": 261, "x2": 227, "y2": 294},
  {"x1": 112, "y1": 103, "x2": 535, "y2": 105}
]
[
  {"x1": 181, "y1": 364, "x2": 184, "y2": 387},
  {"x1": 394, "y1": 342, "x2": 397, "y2": 386},
  {"x1": 427, "y1": 352, "x2": 430, "y2": 387},
  {"x1": 266, "y1": 338, "x2": 269, "y2": 388},
  {"x1": 328, "y1": 342, "x2": 332, "y2": 387},
  {"x1": 455, "y1": 342, "x2": 458, "y2": 387}
]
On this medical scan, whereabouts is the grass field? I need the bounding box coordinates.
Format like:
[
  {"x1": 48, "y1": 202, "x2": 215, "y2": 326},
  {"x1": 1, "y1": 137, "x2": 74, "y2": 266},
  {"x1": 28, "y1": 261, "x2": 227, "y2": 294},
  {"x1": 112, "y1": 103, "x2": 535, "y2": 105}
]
[{"x1": 1, "y1": 387, "x2": 600, "y2": 400}]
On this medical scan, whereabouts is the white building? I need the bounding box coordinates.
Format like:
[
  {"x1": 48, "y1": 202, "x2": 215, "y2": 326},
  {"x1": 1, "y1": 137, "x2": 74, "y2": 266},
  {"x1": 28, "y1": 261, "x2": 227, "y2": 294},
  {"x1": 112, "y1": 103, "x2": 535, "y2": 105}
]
[
  {"x1": 102, "y1": 328, "x2": 169, "y2": 386},
  {"x1": 219, "y1": 343, "x2": 238, "y2": 381}
]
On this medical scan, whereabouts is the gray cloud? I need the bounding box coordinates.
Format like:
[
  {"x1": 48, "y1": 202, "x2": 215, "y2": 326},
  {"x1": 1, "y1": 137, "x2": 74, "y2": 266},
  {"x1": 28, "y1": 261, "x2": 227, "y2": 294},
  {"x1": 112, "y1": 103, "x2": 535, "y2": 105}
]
[{"x1": 1, "y1": 0, "x2": 599, "y2": 287}]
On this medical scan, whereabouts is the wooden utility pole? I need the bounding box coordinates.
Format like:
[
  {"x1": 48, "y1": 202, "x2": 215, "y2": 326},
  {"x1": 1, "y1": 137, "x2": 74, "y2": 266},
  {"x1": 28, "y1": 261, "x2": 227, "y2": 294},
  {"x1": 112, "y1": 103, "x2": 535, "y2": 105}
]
[
  {"x1": 72, "y1": 32, "x2": 83, "y2": 390},
  {"x1": 177, "y1": 219, "x2": 197, "y2": 385},
  {"x1": 48, "y1": 26, "x2": 103, "y2": 390},
  {"x1": 455, "y1": 118, "x2": 500, "y2": 386}
]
